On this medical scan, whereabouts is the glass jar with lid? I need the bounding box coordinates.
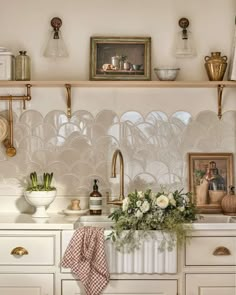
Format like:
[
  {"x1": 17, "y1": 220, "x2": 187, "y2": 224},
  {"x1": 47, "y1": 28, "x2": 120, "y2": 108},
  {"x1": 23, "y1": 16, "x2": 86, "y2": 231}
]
[{"x1": 15, "y1": 50, "x2": 31, "y2": 81}]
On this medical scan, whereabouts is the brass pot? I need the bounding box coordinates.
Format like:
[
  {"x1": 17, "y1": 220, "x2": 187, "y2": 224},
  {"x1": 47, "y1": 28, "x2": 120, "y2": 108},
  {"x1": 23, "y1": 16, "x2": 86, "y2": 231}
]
[
  {"x1": 204, "y1": 52, "x2": 227, "y2": 81},
  {"x1": 221, "y1": 186, "x2": 236, "y2": 215}
]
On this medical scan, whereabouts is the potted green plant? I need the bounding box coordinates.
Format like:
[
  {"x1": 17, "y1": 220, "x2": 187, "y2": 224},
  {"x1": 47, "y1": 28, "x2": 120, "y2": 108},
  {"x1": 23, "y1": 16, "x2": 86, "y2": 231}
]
[{"x1": 24, "y1": 172, "x2": 57, "y2": 218}]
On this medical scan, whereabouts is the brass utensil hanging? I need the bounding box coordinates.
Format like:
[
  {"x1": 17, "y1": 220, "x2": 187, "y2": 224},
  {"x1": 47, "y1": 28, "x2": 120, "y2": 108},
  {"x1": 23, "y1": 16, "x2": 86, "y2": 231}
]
[{"x1": 5, "y1": 99, "x2": 16, "y2": 157}]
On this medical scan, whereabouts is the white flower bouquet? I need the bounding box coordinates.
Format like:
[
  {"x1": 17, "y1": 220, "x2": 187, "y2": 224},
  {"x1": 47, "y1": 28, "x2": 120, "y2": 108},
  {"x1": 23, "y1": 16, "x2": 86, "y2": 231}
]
[{"x1": 108, "y1": 189, "x2": 197, "y2": 252}]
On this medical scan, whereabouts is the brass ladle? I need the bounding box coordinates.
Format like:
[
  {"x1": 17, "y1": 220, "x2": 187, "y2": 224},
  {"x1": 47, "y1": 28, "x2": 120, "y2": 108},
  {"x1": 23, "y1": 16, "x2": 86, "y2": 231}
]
[{"x1": 6, "y1": 99, "x2": 16, "y2": 157}]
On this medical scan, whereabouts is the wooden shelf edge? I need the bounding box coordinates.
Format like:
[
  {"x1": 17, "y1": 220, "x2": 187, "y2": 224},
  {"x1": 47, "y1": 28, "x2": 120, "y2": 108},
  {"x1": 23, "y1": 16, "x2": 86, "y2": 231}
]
[{"x1": 0, "y1": 80, "x2": 236, "y2": 88}]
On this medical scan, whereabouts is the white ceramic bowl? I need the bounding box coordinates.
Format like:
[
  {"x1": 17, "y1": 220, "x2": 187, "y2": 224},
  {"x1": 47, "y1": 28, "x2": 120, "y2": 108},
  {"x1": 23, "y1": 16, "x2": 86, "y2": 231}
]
[
  {"x1": 154, "y1": 68, "x2": 180, "y2": 81},
  {"x1": 24, "y1": 190, "x2": 57, "y2": 218}
]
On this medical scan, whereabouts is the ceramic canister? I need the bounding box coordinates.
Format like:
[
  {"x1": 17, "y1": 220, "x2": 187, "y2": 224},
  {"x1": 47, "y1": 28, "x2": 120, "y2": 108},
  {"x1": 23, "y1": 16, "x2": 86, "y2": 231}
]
[{"x1": 0, "y1": 47, "x2": 14, "y2": 80}]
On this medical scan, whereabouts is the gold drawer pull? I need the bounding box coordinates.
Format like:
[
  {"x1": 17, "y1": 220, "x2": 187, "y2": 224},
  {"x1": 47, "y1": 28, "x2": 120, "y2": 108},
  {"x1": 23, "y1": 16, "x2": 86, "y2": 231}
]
[
  {"x1": 213, "y1": 246, "x2": 231, "y2": 256},
  {"x1": 11, "y1": 246, "x2": 29, "y2": 256}
]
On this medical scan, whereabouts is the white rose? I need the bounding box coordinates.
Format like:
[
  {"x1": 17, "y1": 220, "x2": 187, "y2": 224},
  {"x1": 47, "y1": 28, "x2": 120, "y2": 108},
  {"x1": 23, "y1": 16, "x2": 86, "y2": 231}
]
[
  {"x1": 137, "y1": 191, "x2": 144, "y2": 198},
  {"x1": 135, "y1": 210, "x2": 143, "y2": 218},
  {"x1": 122, "y1": 197, "x2": 129, "y2": 211},
  {"x1": 151, "y1": 192, "x2": 156, "y2": 200},
  {"x1": 168, "y1": 193, "x2": 176, "y2": 206},
  {"x1": 136, "y1": 200, "x2": 142, "y2": 207},
  {"x1": 156, "y1": 195, "x2": 169, "y2": 209},
  {"x1": 178, "y1": 206, "x2": 185, "y2": 212},
  {"x1": 168, "y1": 193, "x2": 174, "y2": 200},
  {"x1": 170, "y1": 199, "x2": 176, "y2": 206},
  {"x1": 141, "y1": 200, "x2": 150, "y2": 213},
  {"x1": 184, "y1": 196, "x2": 190, "y2": 203}
]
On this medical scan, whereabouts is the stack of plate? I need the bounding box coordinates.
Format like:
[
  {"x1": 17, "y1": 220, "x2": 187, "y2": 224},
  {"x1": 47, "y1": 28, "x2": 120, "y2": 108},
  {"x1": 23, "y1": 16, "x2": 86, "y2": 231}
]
[{"x1": 0, "y1": 116, "x2": 8, "y2": 142}]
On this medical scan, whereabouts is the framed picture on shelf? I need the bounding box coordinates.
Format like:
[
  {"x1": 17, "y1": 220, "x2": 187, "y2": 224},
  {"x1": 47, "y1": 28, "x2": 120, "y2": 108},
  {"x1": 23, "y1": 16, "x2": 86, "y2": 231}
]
[
  {"x1": 188, "y1": 152, "x2": 233, "y2": 213},
  {"x1": 89, "y1": 36, "x2": 151, "y2": 81}
]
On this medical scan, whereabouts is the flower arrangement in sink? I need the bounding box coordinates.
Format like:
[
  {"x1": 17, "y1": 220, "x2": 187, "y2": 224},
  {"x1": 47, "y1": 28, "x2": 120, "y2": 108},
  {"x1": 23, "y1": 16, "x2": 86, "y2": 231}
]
[
  {"x1": 108, "y1": 189, "x2": 197, "y2": 252},
  {"x1": 24, "y1": 172, "x2": 57, "y2": 218}
]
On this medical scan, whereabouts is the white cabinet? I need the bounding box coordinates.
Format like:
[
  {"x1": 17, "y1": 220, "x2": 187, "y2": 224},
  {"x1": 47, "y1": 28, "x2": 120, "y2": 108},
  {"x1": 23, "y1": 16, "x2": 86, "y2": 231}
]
[
  {"x1": 0, "y1": 231, "x2": 55, "y2": 266},
  {"x1": 184, "y1": 232, "x2": 236, "y2": 295},
  {"x1": 0, "y1": 230, "x2": 59, "y2": 295},
  {"x1": 0, "y1": 273, "x2": 54, "y2": 295},
  {"x1": 185, "y1": 236, "x2": 236, "y2": 266},
  {"x1": 62, "y1": 279, "x2": 177, "y2": 295},
  {"x1": 186, "y1": 273, "x2": 236, "y2": 295}
]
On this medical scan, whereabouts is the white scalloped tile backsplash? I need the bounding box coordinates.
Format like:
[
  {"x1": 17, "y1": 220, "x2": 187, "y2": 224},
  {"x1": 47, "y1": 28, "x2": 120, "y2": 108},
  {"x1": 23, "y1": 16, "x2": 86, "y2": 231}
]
[{"x1": 0, "y1": 109, "x2": 235, "y2": 213}]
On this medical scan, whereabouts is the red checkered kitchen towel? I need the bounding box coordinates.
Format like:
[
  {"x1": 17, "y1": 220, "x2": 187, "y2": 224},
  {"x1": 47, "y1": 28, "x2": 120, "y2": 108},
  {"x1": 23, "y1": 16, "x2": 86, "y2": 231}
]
[{"x1": 61, "y1": 226, "x2": 110, "y2": 295}]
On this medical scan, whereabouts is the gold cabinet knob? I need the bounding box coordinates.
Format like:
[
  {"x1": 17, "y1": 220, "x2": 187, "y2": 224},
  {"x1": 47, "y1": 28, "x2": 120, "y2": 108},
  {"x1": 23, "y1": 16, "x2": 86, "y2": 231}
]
[
  {"x1": 213, "y1": 246, "x2": 231, "y2": 256},
  {"x1": 11, "y1": 246, "x2": 29, "y2": 256}
]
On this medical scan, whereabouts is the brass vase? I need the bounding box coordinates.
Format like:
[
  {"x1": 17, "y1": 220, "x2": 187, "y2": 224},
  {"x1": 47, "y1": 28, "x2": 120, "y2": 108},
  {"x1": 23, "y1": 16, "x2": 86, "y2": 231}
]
[{"x1": 204, "y1": 52, "x2": 227, "y2": 81}]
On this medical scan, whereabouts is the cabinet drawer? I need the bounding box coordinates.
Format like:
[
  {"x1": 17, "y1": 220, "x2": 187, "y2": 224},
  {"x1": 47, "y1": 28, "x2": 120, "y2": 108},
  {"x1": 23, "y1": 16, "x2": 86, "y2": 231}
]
[
  {"x1": 0, "y1": 273, "x2": 54, "y2": 295},
  {"x1": 186, "y1": 236, "x2": 236, "y2": 266},
  {"x1": 0, "y1": 232, "x2": 55, "y2": 266},
  {"x1": 186, "y1": 273, "x2": 236, "y2": 295},
  {"x1": 62, "y1": 279, "x2": 177, "y2": 295}
]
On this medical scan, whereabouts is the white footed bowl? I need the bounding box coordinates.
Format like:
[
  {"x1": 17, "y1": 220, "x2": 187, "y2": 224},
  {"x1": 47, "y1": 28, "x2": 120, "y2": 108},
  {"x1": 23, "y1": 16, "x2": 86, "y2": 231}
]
[
  {"x1": 154, "y1": 68, "x2": 180, "y2": 81},
  {"x1": 24, "y1": 190, "x2": 57, "y2": 218}
]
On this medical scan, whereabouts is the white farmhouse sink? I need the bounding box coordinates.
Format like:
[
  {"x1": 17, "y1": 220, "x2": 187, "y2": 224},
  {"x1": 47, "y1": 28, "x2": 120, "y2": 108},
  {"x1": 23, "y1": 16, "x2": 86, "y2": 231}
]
[
  {"x1": 66, "y1": 215, "x2": 177, "y2": 274},
  {"x1": 74, "y1": 215, "x2": 114, "y2": 228},
  {"x1": 61, "y1": 229, "x2": 177, "y2": 274}
]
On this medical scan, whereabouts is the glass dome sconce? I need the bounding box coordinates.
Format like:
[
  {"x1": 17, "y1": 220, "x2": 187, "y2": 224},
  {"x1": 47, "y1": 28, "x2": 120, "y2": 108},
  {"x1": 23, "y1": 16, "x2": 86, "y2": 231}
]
[
  {"x1": 44, "y1": 17, "x2": 68, "y2": 58},
  {"x1": 175, "y1": 17, "x2": 196, "y2": 58}
]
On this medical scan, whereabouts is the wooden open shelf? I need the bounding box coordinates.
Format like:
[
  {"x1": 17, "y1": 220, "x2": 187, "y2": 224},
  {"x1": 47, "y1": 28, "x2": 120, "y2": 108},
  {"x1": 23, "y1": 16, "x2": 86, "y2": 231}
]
[
  {"x1": 0, "y1": 80, "x2": 235, "y2": 88},
  {"x1": 0, "y1": 80, "x2": 235, "y2": 119}
]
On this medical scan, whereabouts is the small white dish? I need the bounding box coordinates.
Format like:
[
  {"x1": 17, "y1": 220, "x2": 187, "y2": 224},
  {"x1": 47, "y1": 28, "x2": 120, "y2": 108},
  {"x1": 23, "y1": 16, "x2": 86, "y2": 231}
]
[{"x1": 62, "y1": 209, "x2": 89, "y2": 216}]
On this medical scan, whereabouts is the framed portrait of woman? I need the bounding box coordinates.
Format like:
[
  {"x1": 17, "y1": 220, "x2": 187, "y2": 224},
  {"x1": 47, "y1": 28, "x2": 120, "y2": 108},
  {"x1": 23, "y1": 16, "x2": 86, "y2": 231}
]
[{"x1": 188, "y1": 152, "x2": 233, "y2": 213}]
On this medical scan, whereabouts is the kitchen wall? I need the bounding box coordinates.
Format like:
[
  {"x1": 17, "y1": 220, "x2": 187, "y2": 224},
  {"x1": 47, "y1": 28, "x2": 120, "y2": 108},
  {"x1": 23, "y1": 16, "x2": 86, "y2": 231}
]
[{"x1": 0, "y1": 0, "x2": 235, "y2": 213}]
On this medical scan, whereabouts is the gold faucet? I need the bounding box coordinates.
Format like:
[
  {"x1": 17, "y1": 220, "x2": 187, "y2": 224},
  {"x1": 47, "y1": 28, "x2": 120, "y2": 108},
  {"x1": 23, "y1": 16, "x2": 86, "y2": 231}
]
[{"x1": 107, "y1": 149, "x2": 125, "y2": 206}]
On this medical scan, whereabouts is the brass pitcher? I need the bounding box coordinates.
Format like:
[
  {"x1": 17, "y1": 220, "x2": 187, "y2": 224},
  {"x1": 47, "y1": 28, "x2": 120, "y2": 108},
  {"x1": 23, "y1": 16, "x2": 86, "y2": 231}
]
[{"x1": 204, "y1": 52, "x2": 227, "y2": 81}]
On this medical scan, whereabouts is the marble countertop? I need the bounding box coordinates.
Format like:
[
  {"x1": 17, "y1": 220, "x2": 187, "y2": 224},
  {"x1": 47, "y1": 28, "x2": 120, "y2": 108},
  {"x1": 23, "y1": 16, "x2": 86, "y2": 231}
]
[
  {"x1": 0, "y1": 213, "x2": 77, "y2": 230},
  {"x1": 0, "y1": 213, "x2": 236, "y2": 231}
]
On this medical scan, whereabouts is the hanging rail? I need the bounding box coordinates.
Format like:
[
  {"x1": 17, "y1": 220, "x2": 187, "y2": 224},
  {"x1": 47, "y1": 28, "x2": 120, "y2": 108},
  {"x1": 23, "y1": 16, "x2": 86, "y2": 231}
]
[
  {"x1": 0, "y1": 84, "x2": 32, "y2": 109},
  {"x1": 0, "y1": 84, "x2": 31, "y2": 157}
]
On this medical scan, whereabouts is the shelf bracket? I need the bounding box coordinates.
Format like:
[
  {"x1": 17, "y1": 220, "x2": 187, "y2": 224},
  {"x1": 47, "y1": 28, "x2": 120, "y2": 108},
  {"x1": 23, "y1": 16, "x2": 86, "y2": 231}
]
[
  {"x1": 65, "y1": 83, "x2": 71, "y2": 118},
  {"x1": 217, "y1": 84, "x2": 225, "y2": 119}
]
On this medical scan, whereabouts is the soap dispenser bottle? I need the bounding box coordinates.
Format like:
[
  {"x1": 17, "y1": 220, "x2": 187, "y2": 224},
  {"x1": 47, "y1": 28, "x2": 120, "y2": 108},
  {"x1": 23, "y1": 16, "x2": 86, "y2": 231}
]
[{"x1": 89, "y1": 179, "x2": 102, "y2": 215}]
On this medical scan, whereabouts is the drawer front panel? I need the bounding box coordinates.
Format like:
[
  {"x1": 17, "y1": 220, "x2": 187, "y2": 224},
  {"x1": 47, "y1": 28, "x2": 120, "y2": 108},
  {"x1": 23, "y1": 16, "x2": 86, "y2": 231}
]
[
  {"x1": 0, "y1": 273, "x2": 54, "y2": 295},
  {"x1": 0, "y1": 234, "x2": 55, "y2": 265},
  {"x1": 186, "y1": 273, "x2": 236, "y2": 295},
  {"x1": 186, "y1": 236, "x2": 236, "y2": 266},
  {"x1": 62, "y1": 279, "x2": 177, "y2": 295}
]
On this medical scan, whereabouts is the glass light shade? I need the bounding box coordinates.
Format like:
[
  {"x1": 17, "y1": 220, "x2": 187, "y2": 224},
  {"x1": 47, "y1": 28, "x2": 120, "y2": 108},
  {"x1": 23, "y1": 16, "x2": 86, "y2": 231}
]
[
  {"x1": 44, "y1": 30, "x2": 68, "y2": 58},
  {"x1": 175, "y1": 29, "x2": 196, "y2": 57}
]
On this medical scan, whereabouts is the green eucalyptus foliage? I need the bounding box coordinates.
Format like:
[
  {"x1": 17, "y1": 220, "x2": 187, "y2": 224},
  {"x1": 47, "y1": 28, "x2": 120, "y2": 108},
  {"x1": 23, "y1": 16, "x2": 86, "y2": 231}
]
[{"x1": 108, "y1": 189, "x2": 197, "y2": 252}]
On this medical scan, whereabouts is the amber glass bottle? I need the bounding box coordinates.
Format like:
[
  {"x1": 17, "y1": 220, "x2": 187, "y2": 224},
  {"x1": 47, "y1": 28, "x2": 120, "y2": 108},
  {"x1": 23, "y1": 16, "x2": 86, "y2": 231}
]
[{"x1": 89, "y1": 179, "x2": 102, "y2": 215}]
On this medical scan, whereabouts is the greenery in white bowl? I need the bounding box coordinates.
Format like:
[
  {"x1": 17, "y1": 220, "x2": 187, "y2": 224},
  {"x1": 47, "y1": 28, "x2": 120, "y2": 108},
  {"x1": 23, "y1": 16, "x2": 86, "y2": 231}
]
[
  {"x1": 26, "y1": 171, "x2": 56, "y2": 191},
  {"x1": 108, "y1": 189, "x2": 197, "y2": 252}
]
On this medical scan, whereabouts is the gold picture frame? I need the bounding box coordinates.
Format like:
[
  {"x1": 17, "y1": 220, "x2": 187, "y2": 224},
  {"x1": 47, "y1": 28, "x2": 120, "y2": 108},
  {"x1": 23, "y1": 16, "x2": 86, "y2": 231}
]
[
  {"x1": 90, "y1": 36, "x2": 151, "y2": 81},
  {"x1": 188, "y1": 152, "x2": 233, "y2": 213}
]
